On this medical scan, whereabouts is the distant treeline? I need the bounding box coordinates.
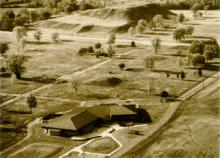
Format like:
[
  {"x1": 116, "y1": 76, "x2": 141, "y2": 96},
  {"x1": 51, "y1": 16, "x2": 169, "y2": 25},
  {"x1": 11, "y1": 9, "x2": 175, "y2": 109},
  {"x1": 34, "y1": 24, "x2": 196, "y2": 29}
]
[{"x1": 160, "y1": 0, "x2": 220, "y2": 10}]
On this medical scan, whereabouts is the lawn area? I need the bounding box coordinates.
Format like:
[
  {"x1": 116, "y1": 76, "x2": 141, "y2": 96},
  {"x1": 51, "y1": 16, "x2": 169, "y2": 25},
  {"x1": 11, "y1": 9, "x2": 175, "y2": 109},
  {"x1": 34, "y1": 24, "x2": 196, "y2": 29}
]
[
  {"x1": 9, "y1": 143, "x2": 63, "y2": 158},
  {"x1": 0, "y1": 129, "x2": 26, "y2": 151},
  {"x1": 82, "y1": 137, "x2": 119, "y2": 154},
  {"x1": 35, "y1": 45, "x2": 218, "y2": 102},
  {"x1": 123, "y1": 88, "x2": 220, "y2": 158}
]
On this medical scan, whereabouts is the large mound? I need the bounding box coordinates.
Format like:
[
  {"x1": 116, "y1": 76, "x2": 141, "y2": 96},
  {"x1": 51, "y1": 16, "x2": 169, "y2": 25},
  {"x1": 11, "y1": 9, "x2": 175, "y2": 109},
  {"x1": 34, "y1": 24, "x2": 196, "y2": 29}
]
[
  {"x1": 40, "y1": 3, "x2": 175, "y2": 33},
  {"x1": 80, "y1": 3, "x2": 176, "y2": 25}
]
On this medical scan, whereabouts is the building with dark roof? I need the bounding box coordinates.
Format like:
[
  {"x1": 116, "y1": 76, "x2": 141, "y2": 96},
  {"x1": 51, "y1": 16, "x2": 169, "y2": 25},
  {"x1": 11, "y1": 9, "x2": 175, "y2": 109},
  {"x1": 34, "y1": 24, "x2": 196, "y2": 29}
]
[{"x1": 42, "y1": 104, "x2": 152, "y2": 136}]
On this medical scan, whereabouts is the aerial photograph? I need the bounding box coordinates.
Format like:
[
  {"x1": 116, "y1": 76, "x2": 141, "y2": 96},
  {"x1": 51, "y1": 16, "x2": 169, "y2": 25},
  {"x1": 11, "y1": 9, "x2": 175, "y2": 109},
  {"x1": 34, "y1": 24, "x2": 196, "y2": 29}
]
[{"x1": 0, "y1": 0, "x2": 219, "y2": 157}]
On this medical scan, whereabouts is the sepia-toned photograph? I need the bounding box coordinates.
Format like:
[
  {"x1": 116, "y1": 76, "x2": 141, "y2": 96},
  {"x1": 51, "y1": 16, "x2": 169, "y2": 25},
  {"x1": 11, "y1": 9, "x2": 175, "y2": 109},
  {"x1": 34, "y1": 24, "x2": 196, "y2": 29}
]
[{"x1": 0, "y1": 0, "x2": 219, "y2": 157}]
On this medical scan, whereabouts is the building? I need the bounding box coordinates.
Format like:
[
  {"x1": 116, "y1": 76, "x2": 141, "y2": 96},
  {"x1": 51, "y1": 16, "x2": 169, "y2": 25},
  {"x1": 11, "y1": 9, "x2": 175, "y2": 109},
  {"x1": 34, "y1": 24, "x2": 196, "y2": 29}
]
[{"x1": 42, "y1": 104, "x2": 152, "y2": 136}]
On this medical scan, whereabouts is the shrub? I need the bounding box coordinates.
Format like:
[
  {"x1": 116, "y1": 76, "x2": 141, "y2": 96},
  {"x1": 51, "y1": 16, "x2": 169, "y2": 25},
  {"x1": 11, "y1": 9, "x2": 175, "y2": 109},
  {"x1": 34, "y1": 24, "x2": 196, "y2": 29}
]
[
  {"x1": 173, "y1": 28, "x2": 186, "y2": 41},
  {"x1": 26, "y1": 95, "x2": 37, "y2": 110},
  {"x1": 180, "y1": 71, "x2": 185, "y2": 80},
  {"x1": 131, "y1": 41, "x2": 136, "y2": 47},
  {"x1": 191, "y1": 55, "x2": 205, "y2": 66},
  {"x1": 87, "y1": 46, "x2": 94, "y2": 53},
  {"x1": 78, "y1": 48, "x2": 88, "y2": 56},
  {"x1": 0, "y1": 67, "x2": 6, "y2": 72},
  {"x1": 34, "y1": 30, "x2": 42, "y2": 41},
  {"x1": 51, "y1": 32, "x2": 59, "y2": 43},
  {"x1": 40, "y1": 9, "x2": 51, "y2": 20},
  {"x1": 95, "y1": 42, "x2": 102, "y2": 49},
  {"x1": 185, "y1": 26, "x2": 194, "y2": 36},
  {"x1": 0, "y1": 43, "x2": 9, "y2": 56},
  {"x1": 118, "y1": 63, "x2": 125, "y2": 70},
  {"x1": 161, "y1": 91, "x2": 168, "y2": 98},
  {"x1": 5, "y1": 54, "x2": 27, "y2": 79},
  {"x1": 176, "y1": 13, "x2": 185, "y2": 23},
  {"x1": 107, "y1": 77, "x2": 122, "y2": 86}
]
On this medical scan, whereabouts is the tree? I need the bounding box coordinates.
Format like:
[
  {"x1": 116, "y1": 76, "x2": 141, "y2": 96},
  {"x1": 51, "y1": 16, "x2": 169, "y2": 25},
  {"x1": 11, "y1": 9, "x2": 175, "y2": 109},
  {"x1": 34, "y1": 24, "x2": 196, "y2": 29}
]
[
  {"x1": 51, "y1": 32, "x2": 59, "y2": 43},
  {"x1": 5, "y1": 54, "x2": 27, "y2": 79},
  {"x1": 95, "y1": 42, "x2": 102, "y2": 49},
  {"x1": 34, "y1": 30, "x2": 42, "y2": 41},
  {"x1": 13, "y1": 26, "x2": 27, "y2": 41},
  {"x1": 128, "y1": 27, "x2": 135, "y2": 37},
  {"x1": 198, "y1": 68, "x2": 202, "y2": 76},
  {"x1": 189, "y1": 40, "x2": 205, "y2": 54},
  {"x1": 177, "y1": 57, "x2": 184, "y2": 69},
  {"x1": 39, "y1": 9, "x2": 51, "y2": 20},
  {"x1": 78, "y1": 48, "x2": 88, "y2": 56},
  {"x1": 131, "y1": 41, "x2": 136, "y2": 47},
  {"x1": 191, "y1": 54, "x2": 205, "y2": 66},
  {"x1": 107, "y1": 44, "x2": 115, "y2": 57},
  {"x1": 14, "y1": 13, "x2": 29, "y2": 27},
  {"x1": 19, "y1": 38, "x2": 26, "y2": 51},
  {"x1": 71, "y1": 80, "x2": 80, "y2": 94},
  {"x1": 191, "y1": 3, "x2": 201, "y2": 17},
  {"x1": 180, "y1": 71, "x2": 185, "y2": 80},
  {"x1": 119, "y1": 63, "x2": 125, "y2": 70},
  {"x1": 163, "y1": 24, "x2": 170, "y2": 31},
  {"x1": 135, "y1": 19, "x2": 147, "y2": 34},
  {"x1": 203, "y1": 5, "x2": 210, "y2": 13},
  {"x1": 30, "y1": 11, "x2": 39, "y2": 22},
  {"x1": 0, "y1": 10, "x2": 15, "y2": 31},
  {"x1": 107, "y1": 33, "x2": 116, "y2": 44},
  {"x1": 185, "y1": 26, "x2": 194, "y2": 36},
  {"x1": 145, "y1": 56, "x2": 154, "y2": 70},
  {"x1": 173, "y1": 28, "x2": 186, "y2": 41},
  {"x1": 153, "y1": 14, "x2": 163, "y2": 27},
  {"x1": 151, "y1": 37, "x2": 161, "y2": 55},
  {"x1": 26, "y1": 95, "x2": 37, "y2": 112},
  {"x1": 177, "y1": 13, "x2": 185, "y2": 23},
  {"x1": 204, "y1": 49, "x2": 214, "y2": 62},
  {"x1": 0, "y1": 43, "x2": 9, "y2": 56}
]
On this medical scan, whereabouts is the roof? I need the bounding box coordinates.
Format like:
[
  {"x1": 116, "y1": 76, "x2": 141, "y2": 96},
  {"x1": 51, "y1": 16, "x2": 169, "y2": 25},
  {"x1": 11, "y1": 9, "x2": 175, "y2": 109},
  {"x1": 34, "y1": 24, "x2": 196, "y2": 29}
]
[
  {"x1": 88, "y1": 105, "x2": 137, "y2": 118},
  {"x1": 110, "y1": 105, "x2": 137, "y2": 115},
  {"x1": 43, "y1": 109, "x2": 98, "y2": 131}
]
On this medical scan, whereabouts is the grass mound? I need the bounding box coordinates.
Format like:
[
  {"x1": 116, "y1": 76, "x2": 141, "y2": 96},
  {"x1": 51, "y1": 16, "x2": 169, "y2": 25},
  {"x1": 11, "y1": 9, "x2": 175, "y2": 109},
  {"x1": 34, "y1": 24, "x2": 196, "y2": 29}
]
[
  {"x1": 40, "y1": 3, "x2": 175, "y2": 33},
  {"x1": 81, "y1": 3, "x2": 176, "y2": 25},
  {"x1": 86, "y1": 76, "x2": 122, "y2": 86}
]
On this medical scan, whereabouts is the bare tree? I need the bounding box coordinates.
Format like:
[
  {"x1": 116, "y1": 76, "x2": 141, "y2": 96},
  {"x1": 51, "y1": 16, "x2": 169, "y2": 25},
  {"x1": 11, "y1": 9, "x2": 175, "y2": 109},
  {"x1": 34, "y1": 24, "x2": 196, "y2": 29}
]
[
  {"x1": 71, "y1": 80, "x2": 80, "y2": 94},
  {"x1": 106, "y1": 33, "x2": 116, "y2": 44},
  {"x1": 151, "y1": 37, "x2": 161, "y2": 55}
]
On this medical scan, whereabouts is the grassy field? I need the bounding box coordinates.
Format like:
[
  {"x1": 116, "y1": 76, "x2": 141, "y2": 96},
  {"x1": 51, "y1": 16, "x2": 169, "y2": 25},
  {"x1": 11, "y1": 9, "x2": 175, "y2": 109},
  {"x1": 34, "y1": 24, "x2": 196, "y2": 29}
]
[
  {"x1": 9, "y1": 143, "x2": 63, "y2": 158},
  {"x1": 124, "y1": 88, "x2": 220, "y2": 158},
  {"x1": 82, "y1": 137, "x2": 119, "y2": 154}
]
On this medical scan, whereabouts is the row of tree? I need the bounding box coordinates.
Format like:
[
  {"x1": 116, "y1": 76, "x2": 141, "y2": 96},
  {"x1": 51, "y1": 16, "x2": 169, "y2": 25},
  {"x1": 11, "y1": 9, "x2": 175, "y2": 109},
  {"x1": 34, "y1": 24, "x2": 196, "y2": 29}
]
[{"x1": 0, "y1": 8, "x2": 51, "y2": 31}]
